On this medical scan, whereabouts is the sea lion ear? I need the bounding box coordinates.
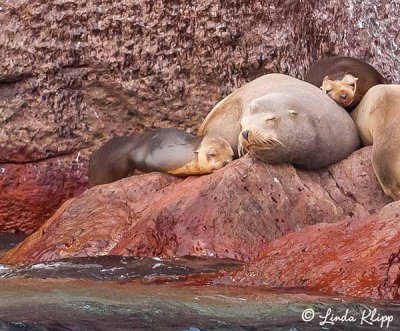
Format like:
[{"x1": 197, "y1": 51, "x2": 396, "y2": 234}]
[
  {"x1": 321, "y1": 76, "x2": 330, "y2": 90},
  {"x1": 289, "y1": 110, "x2": 298, "y2": 116}
]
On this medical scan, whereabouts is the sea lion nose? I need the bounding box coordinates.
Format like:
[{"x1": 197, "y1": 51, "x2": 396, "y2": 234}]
[
  {"x1": 340, "y1": 94, "x2": 347, "y2": 100},
  {"x1": 242, "y1": 130, "x2": 250, "y2": 140}
]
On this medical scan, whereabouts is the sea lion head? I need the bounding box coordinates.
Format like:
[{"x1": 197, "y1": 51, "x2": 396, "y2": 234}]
[
  {"x1": 238, "y1": 96, "x2": 316, "y2": 164},
  {"x1": 195, "y1": 135, "x2": 234, "y2": 172},
  {"x1": 321, "y1": 74, "x2": 358, "y2": 107}
]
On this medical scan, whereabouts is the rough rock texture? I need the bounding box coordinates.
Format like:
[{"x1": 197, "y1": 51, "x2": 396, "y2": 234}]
[
  {"x1": 1, "y1": 0, "x2": 399, "y2": 232},
  {"x1": 215, "y1": 201, "x2": 400, "y2": 300},
  {"x1": 1, "y1": 147, "x2": 391, "y2": 264},
  {"x1": 1, "y1": 0, "x2": 399, "y2": 162},
  {"x1": 0, "y1": 151, "x2": 88, "y2": 233}
]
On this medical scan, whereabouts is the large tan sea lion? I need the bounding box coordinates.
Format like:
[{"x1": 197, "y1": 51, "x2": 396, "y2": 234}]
[
  {"x1": 198, "y1": 74, "x2": 300, "y2": 157},
  {"x1": 238, "y1": 76, "x2": 361, "y2": 170},
  {"x1": 351, "y1": 85, "x2": 400, "y2": 201},
  {"x1": 89, "y1": 128, "x2": 233, "y2": 186},
  {"x1": 305, "y1": 56, "x2": 386, "y2": 110}
]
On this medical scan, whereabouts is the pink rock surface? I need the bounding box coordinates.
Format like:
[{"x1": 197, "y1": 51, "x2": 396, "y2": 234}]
[
  {"x1": 2, "y1": 147, "x2": 391, "y2": 264},
  {"x1": 215, "y1": 201, "x2": 400, "y2": 300},
  {"x1": 0, "y1": 152, "x2": 88, "y2": 234}
]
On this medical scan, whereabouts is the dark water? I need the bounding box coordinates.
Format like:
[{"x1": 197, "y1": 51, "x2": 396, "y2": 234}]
[
  {"x1": 0, "y1": 255, "x2": 244, "y2": 283},
  {"x1": 0, "y1": 236, "x2": 400, "y2": 330},
  {"x1": 0, "y1": 234, "x2": 28, "y2": 259}
]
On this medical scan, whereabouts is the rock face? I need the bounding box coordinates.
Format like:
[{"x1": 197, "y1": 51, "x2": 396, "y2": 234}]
[
  {"x1": 215, "y1": 201, "x2": 400, "y2": 300},
  {"x1": 2, "y1": 147, "x2": 391, "y2": 264},
  {"x1": 0, "y1": 152, "x2": 88, "y2": 234},
  {"x1": 1, "y1": 0, "x2": 399, "y2": 232}
]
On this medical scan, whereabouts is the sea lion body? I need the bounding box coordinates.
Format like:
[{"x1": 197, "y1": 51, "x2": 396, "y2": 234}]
[
  {"x1": 89, "y1": 128, "x2": 233, "y2": 186},
  {"x1": 305, "y1": 56, "x2": 386, "y2": 110},
  {"x1": 351, "y1": 85, "x2": 400, "y2": 200},
  {"x1": 239, "y1": 78, "x2": 360, "y2": 169},
  {"x1": 198, "y1": 74, "x2": 298, "y2": 157}
]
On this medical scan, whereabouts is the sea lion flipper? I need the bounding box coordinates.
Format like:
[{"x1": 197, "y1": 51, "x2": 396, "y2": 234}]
[{"x1": 198, "y1": 97, "x2": 243, "y2": 156}]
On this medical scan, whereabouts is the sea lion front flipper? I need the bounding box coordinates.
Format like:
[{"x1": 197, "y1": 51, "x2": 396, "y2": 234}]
[{"x1": 198, "y1": 96, "x2": 243, "y2": 157}]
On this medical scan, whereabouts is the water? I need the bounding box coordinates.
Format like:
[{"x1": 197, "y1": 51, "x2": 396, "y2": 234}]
[
  {"x1": 0, "y1": 236, "x2": 400, "y2": 330},
  {"x1": 0, "y1": 234, "x2": 28, "y2": 259}
]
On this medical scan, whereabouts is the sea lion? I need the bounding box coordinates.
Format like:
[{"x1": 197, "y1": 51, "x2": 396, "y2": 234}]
[
  {"x1": 304, "y1": 56, "x2": 386, "y2": 110},
  {"x1": 198, "y1": 74, "x2": 300, "y2": 157},
  {"x1": 238, "y1": 79, "x2": 360, "y2": 170},
  {"x1": 351, "y1": 84, "x2": 400, "y2": 201},
  {"x1": 89, "y1": 128, "x2": 234, "y2": 186}
]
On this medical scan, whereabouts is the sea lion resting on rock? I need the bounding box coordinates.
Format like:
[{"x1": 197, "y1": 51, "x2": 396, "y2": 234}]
[
  {"x1": 238, "y1": 77, "x2": 360, "y2": 170},
  {"x1": 351, "y1": 85, "x2": 400, "y2": 201},
  {"x1": 304, "y1": 56, "x2": 386, "y2": 110},
  {"x1": 89, "y1": 128, "x2": 234, "y2": 186},
  {"x1": 198, "y1": 74, "x2": 303, "y2": 157}
]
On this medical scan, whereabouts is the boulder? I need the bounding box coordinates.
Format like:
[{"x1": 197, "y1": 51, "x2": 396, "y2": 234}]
[
  {"x1": 215, "y1": 201, "x2": 400, "y2": 300},
  {"x1": 2, "y1": 147, "x2": 391, "y2": 264}
]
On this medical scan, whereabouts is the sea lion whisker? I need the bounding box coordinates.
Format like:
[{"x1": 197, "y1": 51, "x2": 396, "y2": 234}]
[{"x1": 238, "y1": 143, "x2": 244, "y2": 157}]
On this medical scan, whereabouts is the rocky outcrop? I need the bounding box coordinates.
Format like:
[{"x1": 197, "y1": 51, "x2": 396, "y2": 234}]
[
  {"x1": 2, "y1": 0, "x2": 398, "y2": 163},
  {"x1": 0, "y1": 151, "x2": 88, "y2": 234},
  {"x1": 1, "y1": 0, "x2": 399, "y2": 232},
  {"x1": 215, "y1": 201, "x2": 400, "y2": 300},
  {"x1": 2, "y1": 147, "x2": 391, "y2": 264}
]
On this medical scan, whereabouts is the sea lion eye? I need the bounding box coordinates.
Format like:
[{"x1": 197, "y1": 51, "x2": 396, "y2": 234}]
[
  {"x1": 207, "y1": 149, "x2": 217, "y2": 157},
  {"x1": 289, "y1": 110, "x2": 298, "y2": 116},
  {"x1": 349, "y1": 82, "x2": 355, "y2": 87},
  {"x1": 323, "y1": 82, "x2": 334, "y2": 93},
  {"x1": 265, "y1": 116, "x2": 276, "y2": 122}
]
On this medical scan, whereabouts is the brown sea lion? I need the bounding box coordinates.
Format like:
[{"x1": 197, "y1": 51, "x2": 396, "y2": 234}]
[
  {"x1": 89, "y1": 128, "x2": 233, "y2": 186},
  {"x1": 238, "y1": 78, "x2": 360, "y2": 170},
  {"x1": 351, "y1": 85, "x2": 400, "y2": 201},
  {"x1": 198, "y1": 74, "x2": 304, "y2": 157},
  {"x1": 304, "y1": 56, "x2": 386, "y2": 110}
]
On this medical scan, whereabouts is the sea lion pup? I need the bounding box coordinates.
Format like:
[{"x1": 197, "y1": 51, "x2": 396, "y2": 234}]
[
  {"x1": 351, "y1": 85, "x2": 400, "y2": 201},
  {"x1": 304, "y1": 56, "x2": 386, "y2": 110},
  {"x1": 239, "y1": 81, "x2": 360, "y2": 170},
  {"x1": 198, "y1": 74, "x2": 300, "y2": 157},
  {"x1": 88, "y1": 128, "x2": 234, "y2": 186}
]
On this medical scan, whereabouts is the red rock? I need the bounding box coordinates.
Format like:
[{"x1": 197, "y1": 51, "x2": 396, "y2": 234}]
[
  {"x1": 0, "y1": 152, "x2": 88, "y2": 234},
  {"x1": 214, "y1": 201, "x2": 400, "y2": 300},
  {"x1": 1, "y1": 147, "x2": 391, "y2": 264}
]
